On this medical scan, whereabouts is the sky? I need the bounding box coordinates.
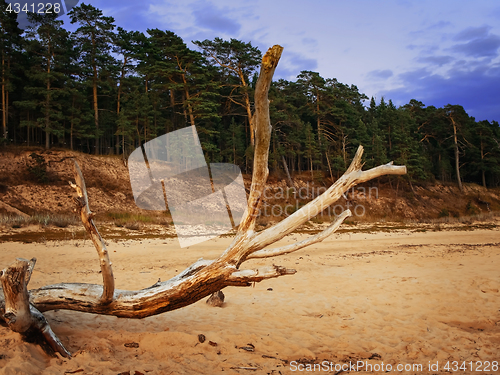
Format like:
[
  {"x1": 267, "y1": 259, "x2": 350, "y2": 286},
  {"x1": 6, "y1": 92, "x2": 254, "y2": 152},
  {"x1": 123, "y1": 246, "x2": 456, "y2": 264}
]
[{"x1": 29, "y1": 0, "x2": 500, "y2": 122}]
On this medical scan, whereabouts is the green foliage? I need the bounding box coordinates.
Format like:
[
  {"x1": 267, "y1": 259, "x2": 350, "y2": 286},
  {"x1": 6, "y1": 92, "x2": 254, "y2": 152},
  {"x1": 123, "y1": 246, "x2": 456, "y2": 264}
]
[
  {"x1": 438, "y1": 208, "x2": 449, "y2": 218},
  {"x1": 26, "y1": 152, "x2": 48, "y2": 183},
  {"x1": 2, "y1": 3, "x2": 499, "y2": 189},
  {"x1": 0, "y1": 0, "x2": 23, "y2": 141},
  {"x1": 18, "y1": 12, "x2": 72, "y2": 148},
  {"x1": 466, "y1": 201, "x2": 480, "y2": 216}
]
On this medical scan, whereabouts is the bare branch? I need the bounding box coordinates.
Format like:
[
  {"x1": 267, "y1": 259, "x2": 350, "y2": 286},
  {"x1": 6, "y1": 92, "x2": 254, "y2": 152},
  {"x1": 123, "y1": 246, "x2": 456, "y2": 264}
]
[
  {"x1": 176, "y1": 258, "x2": 214, "y2": 279},
  {"x1": 226, "y1": 94, "x2": 246, "y2": 108},
  {"x1": 202, "y1": 50, "x2": 240, "y2": 75},
  {"x1": 226, "y1": 265, "x2": 297, "y2": 286},
  {"x1": 70, "y1": 160, "x2": 115, "y2": 304},
  {"x1": 25, "y1": 257, "x2": 37, "y2": 285},
  {"x1": 29, "y1": 265, "x2": 236, "y2": 319},
  {"x1": 238, "y1": 45, "x2": 284, "y2": 231},
  {"x1": 247, "y1": 209, "x2": 352, "y2": 260},
  {"x1": 243, "y1": 146, "x2": 406, "y2": 255},
  {"x1": 30, "y1": 305, "x2": 72, "y2": 358}
]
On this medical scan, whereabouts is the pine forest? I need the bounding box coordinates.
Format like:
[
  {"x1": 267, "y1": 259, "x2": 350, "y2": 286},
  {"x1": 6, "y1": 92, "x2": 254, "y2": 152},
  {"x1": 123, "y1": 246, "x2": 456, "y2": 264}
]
[{"x1": 1, "y1": 2, "x2": 499, "y2": 188}]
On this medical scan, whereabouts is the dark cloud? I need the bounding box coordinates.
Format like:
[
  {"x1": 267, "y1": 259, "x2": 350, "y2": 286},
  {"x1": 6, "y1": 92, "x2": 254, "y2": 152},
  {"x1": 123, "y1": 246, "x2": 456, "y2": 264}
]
[
  {"x1": 397, "y1": 68, "x2": 430, "y2": 83},
  {"x1": 454, "y1": 25, "x2": 491, "y2": 41},
  {"x1": 192, "y1": 4, "x2": 241, "y2": 34},
  {"x1": 450, "y1": 34, "x2": 500, "y2": 58},
  {"x1": 381, "y1": 64, "x2": 500, "y2": 121},
  {"x1": 394, "y1": 24, "x2": 500, "y2": 121},
  {"x1": 449, "y1": 25, "x2": 500, "y2": 58},
  {"x1": 416, "y1": 55, "x2": 453, "y2": 66},
  {"x1": 367, "y1": 69, "x2": 394, "y2": 80}
]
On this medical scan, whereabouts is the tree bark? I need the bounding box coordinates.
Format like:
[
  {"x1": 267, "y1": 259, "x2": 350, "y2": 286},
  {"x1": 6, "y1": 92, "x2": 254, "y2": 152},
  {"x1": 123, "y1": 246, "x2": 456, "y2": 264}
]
[
  {"x1": 71, "y1": 162, "x2": 115, "y2": 303},
  {"x1": 91, "y1": 31, "x2": 100, "y2": 155},
  {"x1": 480, "y1": 137, "x2": 486, "y2": 188},
  {"x1": 450, "y1": 116, "x2": 463, "y2": 192},
  {"x1": 282, "y1": 155, "x2": 294, "y2": 191},
  {"x1": 1, "y1": 49, "x2": 6, "y2": 140},
  {"x1": 0, "y1": 258, "x2": 71, "y2": 357},
  {"x1": 116, "y1": 56, "x2": 127, "y2": 155},
  {"x1": 45, "y1": 49, "x2": 52, "y2": 150},
  {"x1": 70, "y1": 96, "x2": 75, "y2": 150},
  {"x1": 5, "y1": 58, "x2": 9, "y2": 138},
  {"x1": 0, "y1": 45, "x2": 407, "y2": 356}
]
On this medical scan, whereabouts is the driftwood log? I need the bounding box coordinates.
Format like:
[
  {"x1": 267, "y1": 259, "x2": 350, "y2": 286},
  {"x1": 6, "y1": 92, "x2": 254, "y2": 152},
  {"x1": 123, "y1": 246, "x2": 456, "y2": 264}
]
[{"x1": 0, "y1": 45, "x2": 406, "y2": 357}]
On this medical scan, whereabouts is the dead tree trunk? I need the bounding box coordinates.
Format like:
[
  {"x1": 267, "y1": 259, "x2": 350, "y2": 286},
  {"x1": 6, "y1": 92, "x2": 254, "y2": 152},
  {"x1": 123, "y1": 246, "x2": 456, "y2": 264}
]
[
  {"x1": 0, "y1": 45, "x2": 406, "y2": 357},
  {"x1": 0, "y1": 258, "x2": 71, "y2": 357},
  {"x1": 451, "y1": 116, "x2": 464, "y2": 192}
]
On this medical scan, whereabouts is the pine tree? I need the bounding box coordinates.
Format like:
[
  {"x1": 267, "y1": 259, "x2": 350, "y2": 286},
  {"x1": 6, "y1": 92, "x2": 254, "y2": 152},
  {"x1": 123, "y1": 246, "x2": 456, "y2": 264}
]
[
  {"x1": 0, "y1": 0, "x2": 22, "y2": 143},
  {"x1": 444, "y1": 104, "x2": 471, "y2": 192},
  {"x1": 193, "y1": 38, "x2": 261, "y2": 146},
  {"x1": 114, "y1": 27, "x2": 147, "y2": 154},
  {"x1": 69, "y1": 3, "x2": 117, "y2": 154},
  {"x1": 21, "y1": 12, "x2": 71, "y2": 149},
  {"x1": 467, "y1": 120, "x2": 500, "y2": 188}
]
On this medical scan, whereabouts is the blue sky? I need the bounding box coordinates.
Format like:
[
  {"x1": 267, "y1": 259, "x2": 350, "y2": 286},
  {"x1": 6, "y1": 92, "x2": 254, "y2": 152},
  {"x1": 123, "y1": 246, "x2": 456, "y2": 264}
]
[{"x1": 54, "y1": 0, "x2": 500, "y2": 121}]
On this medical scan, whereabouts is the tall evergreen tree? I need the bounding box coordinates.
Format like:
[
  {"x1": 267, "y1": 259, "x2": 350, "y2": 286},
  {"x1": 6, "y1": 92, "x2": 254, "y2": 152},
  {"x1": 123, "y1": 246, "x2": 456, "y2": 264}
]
[
  {"x1": 147, "y1": 29, "x2": 219, "y2": 130},
  {"x1": 69, "y1": 3, "x2": 116, "y2": 154},
  {"x1": 0, "y1": 0, "x2": 22, "y2": 142},
  {"x1": 20, "y1": 12, "x2": 71, "y2": 149},
  {"x1": 193, "y1": 38, "x2": 261, "y2": 146},
  {"x1": 444, "y1": 104, "x2": 471, "y2": 192},
  {"x1": 468, "y1": 120, "x2": 500, "y2": 188},
  {"x1": 0, "y1": 0, "x2": 497, "y2": 189},
  {"x1": 114, "y1": 27, "x2": 146, "y2": 155}
]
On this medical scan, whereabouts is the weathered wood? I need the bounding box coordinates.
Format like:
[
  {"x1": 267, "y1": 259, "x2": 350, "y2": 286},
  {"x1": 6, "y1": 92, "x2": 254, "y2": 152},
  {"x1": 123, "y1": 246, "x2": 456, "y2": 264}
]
[
  {"x1": 0, "y1": 45, "x2": 408, "y2": 356},
  {"x1": 242, "y1": 147, "x2": 406, "y2": 257},
  {"x1": 70, "y1": 161, "x2": 115, "y2": 304},
  {"x1": 247, "y1": 209, "x2": 352, "y2": 260},
  {"x1": 30, "y1": 305, "x2": 72, "y2": 358},
  {"x1": 0, "y1": 258, "x2": 71, "y2": 357},
  {"x1": 0, "y1": 288, "x2": 4, "y2": 318},
  {"x1": 206, "y1": 290, "x2": 225, "y2": 307},
  {"x1": 238, "y1": 45, "x2": 284, "y2": 232},
  {"x1": 28, "y1": 261, "x2": 295, "y2": 317},
  {"x1": 0, "y1": 259, "x2": 33, "y2": 333}
]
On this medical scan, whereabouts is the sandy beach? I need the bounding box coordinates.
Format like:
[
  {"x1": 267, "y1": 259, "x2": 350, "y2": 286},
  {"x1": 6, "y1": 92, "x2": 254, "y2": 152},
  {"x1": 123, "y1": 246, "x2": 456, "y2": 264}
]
[{"x1": 0, "y1": 225, "x2": 499, "y2": 374}]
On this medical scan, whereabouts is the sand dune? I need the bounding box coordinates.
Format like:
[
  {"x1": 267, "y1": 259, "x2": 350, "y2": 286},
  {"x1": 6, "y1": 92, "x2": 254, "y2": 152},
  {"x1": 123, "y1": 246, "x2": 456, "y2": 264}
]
[{"x1": 0, "y1": 226, "x2": 499, "y2": 374}]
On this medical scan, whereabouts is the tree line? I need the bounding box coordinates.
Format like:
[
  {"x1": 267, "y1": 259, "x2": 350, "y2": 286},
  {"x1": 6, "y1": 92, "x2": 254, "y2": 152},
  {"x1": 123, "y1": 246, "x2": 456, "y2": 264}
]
[{"x1": 1, "y1": 2, "x2": 499, "y2": 188}]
